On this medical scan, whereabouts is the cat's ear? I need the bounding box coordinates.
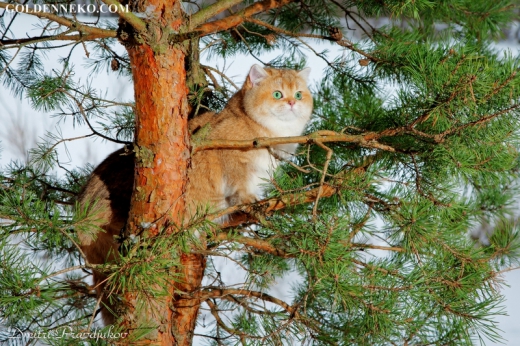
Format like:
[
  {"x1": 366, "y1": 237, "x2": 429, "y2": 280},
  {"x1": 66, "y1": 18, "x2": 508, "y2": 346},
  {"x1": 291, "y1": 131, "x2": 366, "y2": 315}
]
[
  {"x1": 248, "y1": 64, "x2": 269, "y2": 86},
  {"x1": 298, "y1": 67, "x2": 311, "y2": 82}
]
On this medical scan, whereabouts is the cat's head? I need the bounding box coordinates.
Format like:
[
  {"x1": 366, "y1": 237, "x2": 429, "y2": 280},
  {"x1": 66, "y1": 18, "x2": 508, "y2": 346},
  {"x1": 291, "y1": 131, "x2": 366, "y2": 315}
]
[{"x1": 242, "y1": 65, "x2": 313, "y2": 136}]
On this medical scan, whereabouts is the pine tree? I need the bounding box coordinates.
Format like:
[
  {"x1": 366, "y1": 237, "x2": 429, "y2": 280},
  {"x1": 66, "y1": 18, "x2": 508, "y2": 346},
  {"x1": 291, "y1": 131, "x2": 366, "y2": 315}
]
[{"x1": 1, "y1": 0, "x2": 520, "y2": 345}]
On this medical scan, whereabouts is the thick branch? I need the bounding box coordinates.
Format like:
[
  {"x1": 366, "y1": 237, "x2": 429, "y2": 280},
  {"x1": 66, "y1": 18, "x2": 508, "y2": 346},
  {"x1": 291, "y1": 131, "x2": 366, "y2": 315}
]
[
  {"x1": 170, "y1": 0, "x2": 295, "y2": 43},
  {"x1": 193, "y1": 130, "x2": 396, "y2": 153}
]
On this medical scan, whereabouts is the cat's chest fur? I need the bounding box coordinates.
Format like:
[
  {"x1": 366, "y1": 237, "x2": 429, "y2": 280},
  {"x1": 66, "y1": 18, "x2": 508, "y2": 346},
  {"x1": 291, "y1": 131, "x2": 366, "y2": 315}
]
[
  {"x1": 243, "y1": 120, "x2": 305, "y2": 200},
  {"x1": 245, "y1": 149, "x2": 276, "y2": 201}
]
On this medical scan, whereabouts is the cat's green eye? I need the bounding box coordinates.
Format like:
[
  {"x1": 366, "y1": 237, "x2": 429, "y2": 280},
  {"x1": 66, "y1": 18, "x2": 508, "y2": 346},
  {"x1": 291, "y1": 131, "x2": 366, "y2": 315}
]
[
  {"x1": 295, "y1": 91, "x2": 302, "y2": 100},
  {"x1": 273, "y1": 91, "x2": 283, "y2": 99}
]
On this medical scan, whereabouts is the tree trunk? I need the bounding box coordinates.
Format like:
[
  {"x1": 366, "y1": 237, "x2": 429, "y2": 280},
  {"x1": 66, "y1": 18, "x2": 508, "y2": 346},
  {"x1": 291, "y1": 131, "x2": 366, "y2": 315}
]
[{"x1": 122, "y1": 1, "x2": 205, "y2": 344}]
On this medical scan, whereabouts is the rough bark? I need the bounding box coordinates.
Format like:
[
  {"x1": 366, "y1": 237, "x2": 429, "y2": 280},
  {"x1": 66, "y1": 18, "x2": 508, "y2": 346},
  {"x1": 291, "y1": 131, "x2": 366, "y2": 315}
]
[{"x1": 122, "y1": 0, "x2": 204, "y2": 344}]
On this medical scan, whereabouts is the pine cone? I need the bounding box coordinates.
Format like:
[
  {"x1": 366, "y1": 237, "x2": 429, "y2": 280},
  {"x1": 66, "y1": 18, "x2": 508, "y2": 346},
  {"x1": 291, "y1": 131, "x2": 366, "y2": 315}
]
[
  {"x1": 111, "y1": 58, "x2": 120, "y2": 71},
  {"x1": 328, "y1": 27, "x2": 343, "y2": 41}
]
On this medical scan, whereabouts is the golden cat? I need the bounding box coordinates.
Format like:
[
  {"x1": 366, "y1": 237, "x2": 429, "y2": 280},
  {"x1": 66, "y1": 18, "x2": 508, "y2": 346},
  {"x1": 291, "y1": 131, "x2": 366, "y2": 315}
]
[{"x1": 77, "y1": 64, "x2": 313, "y2": 323}]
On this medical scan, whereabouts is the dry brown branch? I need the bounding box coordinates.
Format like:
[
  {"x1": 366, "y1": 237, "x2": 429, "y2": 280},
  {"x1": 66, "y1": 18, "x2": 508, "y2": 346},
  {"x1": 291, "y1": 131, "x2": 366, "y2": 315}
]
[
  {"x1": 482, "y1": 70, "x2": 517, "y2": 103},
  {"x1": 88, "y1": 292, "x2": 104, "y2": 332},
  {"x1": 497, "y1": 266, "x2": 520, "y2": 275},
  {"x1": 211, "y1": 183, "x2": 339, "y2": 227},
  {"x1": 201, "y1": 288, "x2": 312, "y2": 341},
  {"x1": 268, "y1": 147, "x2": 311, "y2": 173},
  {"x1": 0, "y1": 33, "x2": 111, "y2": 46},
  {"x1": 347, "y1": 206, "x2": 372, "y2": 243},
  {"x1": 312, "y1": 141, "x2": 333, "y2": 220},
  {"x1": 351, "y1": 258, "x2": 403, "y2": 278},
  {"x1": 200, "y1": 288, "x2": 296, "y2": 314},
  {"x1": 206, "y1": 299, "x2": 253, "y2": 338},
  {"x1": 334, "y1": 38, "x2": 381, "y2": 62},
  {"x1": 215, "y1": 233, "x2": 292, "y2": 258},
  {"x1": 193, "y1": 130, "x2": 397, "y2": 153},
  {"x1": 0, "y1": 3, "x2": 116, "y2": 41}
]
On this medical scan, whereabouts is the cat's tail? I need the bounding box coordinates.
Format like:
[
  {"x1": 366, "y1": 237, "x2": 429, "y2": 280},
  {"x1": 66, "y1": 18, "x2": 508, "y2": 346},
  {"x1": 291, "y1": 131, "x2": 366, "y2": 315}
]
[{"x1": 78, "y1": 224, "x2": 121, "y2": 325}]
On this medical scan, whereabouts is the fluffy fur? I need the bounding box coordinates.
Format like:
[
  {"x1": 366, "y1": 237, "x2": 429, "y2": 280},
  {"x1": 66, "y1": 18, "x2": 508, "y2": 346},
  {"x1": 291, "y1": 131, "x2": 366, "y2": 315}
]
[
  {"x1": 77, "y1": 65, "x2": 313, "y2": 323},
  {"x1": 185, "y1": 65, "x2": 313, "y2": 212}
]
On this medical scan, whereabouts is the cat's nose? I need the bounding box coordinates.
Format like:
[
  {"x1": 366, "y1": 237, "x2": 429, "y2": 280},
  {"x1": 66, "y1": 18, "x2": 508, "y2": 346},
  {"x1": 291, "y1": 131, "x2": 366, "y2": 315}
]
[{"x1": 288, "y1": 100, "x2": 295, "y2": 107}]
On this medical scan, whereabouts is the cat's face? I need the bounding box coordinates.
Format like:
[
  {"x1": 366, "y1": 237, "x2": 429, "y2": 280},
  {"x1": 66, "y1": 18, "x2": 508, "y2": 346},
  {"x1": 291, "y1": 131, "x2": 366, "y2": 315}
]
[{"x1": 242, "y1": 65, "x2": 313, "y2": 136}]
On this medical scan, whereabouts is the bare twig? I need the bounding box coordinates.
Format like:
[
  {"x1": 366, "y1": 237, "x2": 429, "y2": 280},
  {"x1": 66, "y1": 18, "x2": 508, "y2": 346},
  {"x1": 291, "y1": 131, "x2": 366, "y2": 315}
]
[
  {"x1": 39, "y1": 265, "x2": 88, "y2": 282},
  {"x1": 312, "y1": 141, "x2": 333, "y2": 220},
  {"x1": 200, "y1": 288, "x2": 297, "y2": 314},
  {"x1": 0, "y1": 3, "x2": 116, "y2": 40},
  {"x1": 88, "y1": 292, "x2": 104, "y2": 332},
  {"x1": 61, "y1": 90, "x2": 132, "y2": 145},
  {"x1": 201, "y1": 64, "x2": 239, "y2": 90}
]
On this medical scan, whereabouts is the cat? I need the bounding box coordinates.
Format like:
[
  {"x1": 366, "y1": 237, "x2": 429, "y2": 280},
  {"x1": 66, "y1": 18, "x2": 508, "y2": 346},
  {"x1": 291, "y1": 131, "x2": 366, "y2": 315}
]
[{"x1": 77, "y1": 64, "x2": 313, "y2": 324}]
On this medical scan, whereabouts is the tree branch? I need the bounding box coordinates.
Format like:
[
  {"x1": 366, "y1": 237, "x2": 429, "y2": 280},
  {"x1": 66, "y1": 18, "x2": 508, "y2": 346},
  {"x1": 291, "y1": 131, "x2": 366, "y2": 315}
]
[
  {"x1": 170, "y1": 0, "x2": 295, "y2": 43},
  {"x1": 349, "y1": 242, "x2": 405, "y2": 253},
  {"x1": 312, "y1": 141, "x2": 333, "y2": 220},
  {"x1": 209, "y1": 183, "x2": 339, "y2": 227},
  {"x1": 215, "y1": 233, "x2": 293, "y2": 258},
  {"x1": 0, "y1": 33, "x2": 114, "y2": 46},
  {"x1": 214, "y1": 229, "x2": 404, "y2": 256},
  {"x1": 190, "y1": 0, "x2": 245, "y2": 28},
  {"x1": 245, "y1": 17, "x2": 334, "y2": 41},
  {"x1": 200, "y1": 288, "x2": 296, "y2": 314},
  {"x1": 39, "y1": 265, "x2": 88, "y2": 282},
  {"x1": 193, "y1": 130, "x2": 396, "y2": 153},
  {"x1": 245, "y1": 17, "x2": 381, "y2": 63},
  {"x1": 61, "y1": 90, "x2": 132, "y2": 145},
  {"x1": 0, "y1": 3, "x2": 116, "y2": 40},
  {"x1": 101, "y1": 0, "x2": 147, "y2": 33},
  {"x1": 206, "y1": 299, "x2": 253, "y2": 338},
  {"x1": 435, "y1": 103, "x2": 520, "y2": 140}
]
